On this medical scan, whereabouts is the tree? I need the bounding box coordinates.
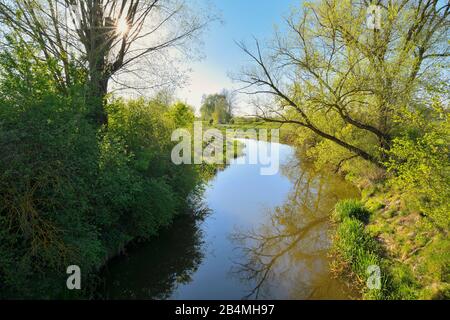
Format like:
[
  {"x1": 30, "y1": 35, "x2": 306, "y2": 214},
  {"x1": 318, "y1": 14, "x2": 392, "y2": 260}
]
[
  {"x1": 0, "y1": 0, "x2": 211, "y2": 125},
  {"x1": 236, "y1": 0, "x2": 449, "y2": 166},
  {"x1": 200, "y1": 92, "x2": 232, "y2": 124},
  {"x1": 221, "y1": 88, "x2": 237, "y2": 118},
  {"x1": 168, "y1": 101, "x2": 195, "y2": 128}
]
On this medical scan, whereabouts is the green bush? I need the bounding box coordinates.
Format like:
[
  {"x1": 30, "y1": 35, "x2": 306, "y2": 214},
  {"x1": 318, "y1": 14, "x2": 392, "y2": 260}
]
[
  {"x1": 385, "y1": 98, "x2": 449, "y2": 231},
  {"x1": 0, "y1": 93, "x2": 103, "y2": 298},
  {"x1": 0, "y1": 48, "x2": 203, "y2": 298}
]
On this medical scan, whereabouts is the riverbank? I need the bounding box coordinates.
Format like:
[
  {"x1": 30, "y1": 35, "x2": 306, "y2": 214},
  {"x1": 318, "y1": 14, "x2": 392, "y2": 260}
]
[
  {"x1": 330, "y1": 195, "x2": 449, "y2": 300},
  {"x1": 225, "y1": 119, "x2": 449, "y2": 300},
  {"x1": 245, "y1": 117, "x2": 450, "y2": 300}
]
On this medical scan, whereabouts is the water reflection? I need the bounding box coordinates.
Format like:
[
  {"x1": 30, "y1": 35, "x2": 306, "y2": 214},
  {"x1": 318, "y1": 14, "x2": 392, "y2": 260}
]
[
  {"x1": 99, "y1": 212, "x2": 206, "y2": 299},
  {"x1": 231, "y1": 152, "x2": 359, "y2": 299},
  {"x1": 99, "y1": 140, "x2": 359, "y2": 299}
]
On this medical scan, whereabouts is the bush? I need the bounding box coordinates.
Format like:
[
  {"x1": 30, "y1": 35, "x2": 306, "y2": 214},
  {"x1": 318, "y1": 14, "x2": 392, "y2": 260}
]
[
  {"x1": 0, "y1": 91, "x2": 202, "y2": 297},
  {"x1": 385, "y1": 98, "x2": 450, "y2": 231},
  {"x1": 0, "y1": 32, "x2": 212, "y2": 299},
  {"x1": 0, "y1": 93, "x2": 103, "y2": 298}
]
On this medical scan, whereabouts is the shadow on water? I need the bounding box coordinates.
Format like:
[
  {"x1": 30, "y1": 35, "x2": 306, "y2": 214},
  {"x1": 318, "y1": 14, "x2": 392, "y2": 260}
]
[
  {"x1": 97, "y1": 211, "x2": 207, "y2": 299},
  {"x1": 230, "y1": 151, "x2": 360, "y2": 299}
]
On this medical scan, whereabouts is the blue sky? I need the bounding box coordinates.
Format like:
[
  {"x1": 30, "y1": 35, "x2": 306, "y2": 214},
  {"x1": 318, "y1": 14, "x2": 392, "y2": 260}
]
[{"x1": 178, "y1": 0, "x2": 297, "y2": 114}]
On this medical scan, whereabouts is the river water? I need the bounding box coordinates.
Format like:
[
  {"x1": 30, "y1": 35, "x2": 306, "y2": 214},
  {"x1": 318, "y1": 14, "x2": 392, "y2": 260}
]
[{"x1": 99, "y1": 139, "x2": 359, "y2": 299}]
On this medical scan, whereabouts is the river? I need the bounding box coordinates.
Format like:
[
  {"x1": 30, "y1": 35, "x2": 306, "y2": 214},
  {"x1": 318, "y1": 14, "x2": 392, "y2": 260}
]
[{"x1": 98, "y1": 139, "x2": 359, "y2": 299}]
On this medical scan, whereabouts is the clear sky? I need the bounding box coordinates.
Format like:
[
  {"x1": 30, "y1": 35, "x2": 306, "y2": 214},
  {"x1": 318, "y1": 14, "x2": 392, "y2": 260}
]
[{"x1": 177, "y1": 0, "x2": 297, "y2": 115}]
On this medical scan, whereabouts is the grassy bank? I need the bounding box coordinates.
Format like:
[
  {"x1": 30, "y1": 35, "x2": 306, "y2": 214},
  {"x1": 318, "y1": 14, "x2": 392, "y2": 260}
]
[{"x1": 331, "y1": 199, "x2": 449, "y2": 300}]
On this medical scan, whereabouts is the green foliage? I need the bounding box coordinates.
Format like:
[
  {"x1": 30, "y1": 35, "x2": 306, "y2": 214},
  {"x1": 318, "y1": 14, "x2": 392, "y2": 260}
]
[
  {"x1": 167, "y1": 102, "x2": 196, "y2": 128},
  {"x1": 333, "y1": 200, "x2": 423, "y2": 300},
  {"x1": 333, "y1": 199, "x2": 371, "y2": 223},
  {"x1": 0, "y1": 48, "x2": 203, "y2": 297},
  {"x1": 200, "y1": 93, "x2": 232, "y2": 124},
  {"x1": 333, "y1": 216, "x2": 389, "y2": 299},
  {"x1": 416, "y1": 236, "x2": 450, "y2": 299},
  {"x1": 385, "y1": 97, "x2": 450, "y2": 230},
  {"x1": 101, "y1": 98, "x2": 201, "y2": 240},
  {"x1": 0, "y1": 92, "x2": 102, "y2": 297},
  {"x1": 334, "y1": 218, "x2": 381, "y2": 269},
  {"x1": 0, "y1": 33, "x2": 86, "y2": 101},
  {"x1": 273, "y1": 0, "x2": 449, "y2": 299}
]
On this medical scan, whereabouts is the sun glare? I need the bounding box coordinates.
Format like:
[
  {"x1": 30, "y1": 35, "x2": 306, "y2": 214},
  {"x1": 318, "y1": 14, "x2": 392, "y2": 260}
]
[{"x1": 116, "y1": 17, "x2": 129, "y2": 36}]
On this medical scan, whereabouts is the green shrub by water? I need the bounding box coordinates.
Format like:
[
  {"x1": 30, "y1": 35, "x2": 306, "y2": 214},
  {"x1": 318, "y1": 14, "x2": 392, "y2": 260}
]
[
  {"x1": 0, "y1": 46, "x2": 203, "y2": 297},
  {"x1": 0, "y1": 94, "x2": 202, "y2": 298}
]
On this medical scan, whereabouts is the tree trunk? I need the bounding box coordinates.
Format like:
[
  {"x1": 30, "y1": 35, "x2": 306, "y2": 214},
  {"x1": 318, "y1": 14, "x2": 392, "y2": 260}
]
[
  {"x1": 84, "y1": 0, "x2": 111, "y2": 127},
  {"x1": 87, "y1": 68, "x2": 109, "y2": 126}
]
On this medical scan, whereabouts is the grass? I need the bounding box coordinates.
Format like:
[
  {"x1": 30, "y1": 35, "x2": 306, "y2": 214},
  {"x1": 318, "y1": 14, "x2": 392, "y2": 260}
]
[
  {"x1": 332, "y1": 196, "x2": 450, "y2": 299},
  {"x1": 333, "y1": 199, "x2": 371, "y2": 224},
  {"x1": 331, "y1": 200, "x2": 421, "y2": 300}
]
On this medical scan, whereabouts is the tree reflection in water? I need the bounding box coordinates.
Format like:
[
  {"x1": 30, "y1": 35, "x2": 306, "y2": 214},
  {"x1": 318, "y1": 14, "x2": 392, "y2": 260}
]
[
  {"x1": 98, "y1": 207, "x2": 209, "y2": 300},
  {"x1": 231, "y1": 152, "x2": 359, "y2": 299}
]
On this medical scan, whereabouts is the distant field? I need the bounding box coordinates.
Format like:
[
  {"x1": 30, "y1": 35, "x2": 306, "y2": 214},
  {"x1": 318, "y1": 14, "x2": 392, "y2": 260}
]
[{"x1": 199, "y1": 118, "x2": 292, "y2": 143}]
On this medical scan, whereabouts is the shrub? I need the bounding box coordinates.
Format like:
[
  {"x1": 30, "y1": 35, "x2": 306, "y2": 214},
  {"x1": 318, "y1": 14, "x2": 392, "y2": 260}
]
[
  {"x1": 0, "y1": 93, "x2": 202, "y2": 297},
  {"x1": 0, "y1": 33, "x2": 204, "y2": 298},
  {"x1": 0, "y1": 93, "x2": 103, "y2": 298},
  {"x1": 385, "y1": 98, "x2": 449, "y2": 231}
]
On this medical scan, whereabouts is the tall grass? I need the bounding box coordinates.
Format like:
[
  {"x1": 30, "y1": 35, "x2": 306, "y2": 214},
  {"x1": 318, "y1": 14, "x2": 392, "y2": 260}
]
[{"x1": 331, "y1": 200, "x2": 416, "y2": 299}]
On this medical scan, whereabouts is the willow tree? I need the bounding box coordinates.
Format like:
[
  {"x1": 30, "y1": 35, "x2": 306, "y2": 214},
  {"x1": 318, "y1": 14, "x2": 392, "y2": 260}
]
[
  {"x1": 237, "y1": 0, "x2": 449, "y2": 166},
  {"x1": 0, "y1": 0, "x2": 209, "y2": 125},
  {"x1": 200, "y1": 93, "x2": 233, "y2": 124}
]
